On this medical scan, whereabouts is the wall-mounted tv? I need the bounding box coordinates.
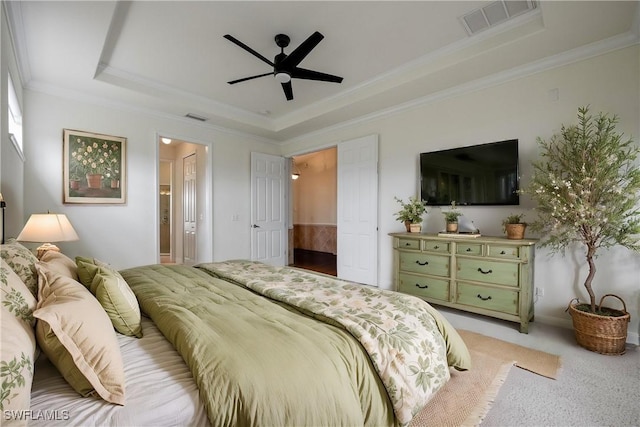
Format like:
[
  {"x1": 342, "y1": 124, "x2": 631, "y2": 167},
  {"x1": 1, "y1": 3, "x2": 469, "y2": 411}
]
[{"x1": 420, "y1": 139, "x2": 519, "y2": 206}]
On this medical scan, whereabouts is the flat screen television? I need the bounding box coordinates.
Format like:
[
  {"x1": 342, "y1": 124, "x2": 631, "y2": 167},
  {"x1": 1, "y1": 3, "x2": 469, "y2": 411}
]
[{"x1": 420, "y1": 139, "x2": 519, "y2": 206}]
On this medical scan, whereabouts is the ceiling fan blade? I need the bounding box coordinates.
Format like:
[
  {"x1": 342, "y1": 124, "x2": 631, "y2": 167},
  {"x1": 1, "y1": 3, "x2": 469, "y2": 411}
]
[
  {"x1": 280, "y1": 31, "x2": 324, "y2": 69},
  {"x1": 281, "y1": 81, "x2": 293, "y2": 101},
  {"x1": 228, "y1": 72, "x2": 273, "y2": 85},
  {"x1": 291, "y1": 67, "x2": 343, "y2": 83},
  {"x1": 224, "y1": 34, "x2": 274, "y2": 67}
]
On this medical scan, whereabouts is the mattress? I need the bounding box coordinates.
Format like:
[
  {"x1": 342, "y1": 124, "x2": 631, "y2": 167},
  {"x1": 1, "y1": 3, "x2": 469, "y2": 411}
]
[{"x1": 29, "y1": 316, "x2": 208, "y2": 426}]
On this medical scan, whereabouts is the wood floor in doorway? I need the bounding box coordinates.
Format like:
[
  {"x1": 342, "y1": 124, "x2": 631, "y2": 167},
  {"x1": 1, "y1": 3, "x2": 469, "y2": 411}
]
[{"x1": 291, "y1": 249, "x2": 337, "y2": 276}]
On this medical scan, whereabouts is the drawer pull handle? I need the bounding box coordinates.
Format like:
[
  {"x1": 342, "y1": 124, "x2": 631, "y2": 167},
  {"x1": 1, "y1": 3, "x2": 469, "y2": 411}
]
[
  {"x1": 415, "y1": 284, "x2": 429, "y2": 289},
  {"x1": 466, "y1": 248, "x2": 472, "y2": 252},
  {"x1": 477, "y1": 294, "x2": 492, "y2": 301},
  {"x1": 477, "y1": 268, "x2": 493, "y2": 274},
  {"x1": 500, "y1": 250, "x2": 506, "y2": 255},
  {"x1": 405, "y1": 242, "x2": 411, "y2": 246},
  {"x1": 433, "y1": 245, "x2": 439, "y2": 249},
  {"x1": 415, "y1": 260, "x2": 429, "y2": 266}
]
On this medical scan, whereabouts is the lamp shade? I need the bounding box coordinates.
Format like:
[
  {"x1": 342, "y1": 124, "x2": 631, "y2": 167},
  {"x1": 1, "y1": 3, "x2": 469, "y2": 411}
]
[{"x1": 17, "y1": 214, "x2": 79, "y2": 243}]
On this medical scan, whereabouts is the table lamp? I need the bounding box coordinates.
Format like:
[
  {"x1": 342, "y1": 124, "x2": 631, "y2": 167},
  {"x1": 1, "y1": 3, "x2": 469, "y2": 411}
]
[
  {"x1": 16, "y1": 213, "x2": 79, "y2": 259},
  {"x1": 0, "y1": 193, "x2": 6, "y2": 244}
]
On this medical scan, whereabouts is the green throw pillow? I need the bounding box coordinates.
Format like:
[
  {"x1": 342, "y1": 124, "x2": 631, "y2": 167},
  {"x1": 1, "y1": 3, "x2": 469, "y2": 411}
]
[
  {"x1": 75, "y1": 257, "x2": 97, "y2": 288},
  {"x1": 75, "y1": 258, "x2": 142, "y2": 338},
  {"x1": 92, "y1": 262, "x2": 143, "y2": 338}
]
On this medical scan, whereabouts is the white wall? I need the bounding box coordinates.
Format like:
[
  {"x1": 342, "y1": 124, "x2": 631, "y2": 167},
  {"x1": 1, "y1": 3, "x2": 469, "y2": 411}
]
[
  {"x1": 282, "y1": 45, "x2": 640, "y2": 342},
  {"x1": 1, "y1": 4, "x2": 26, "y2": 239},
  {"x1": 22, "y1": 90, "x2": 281, "y2": 269}
]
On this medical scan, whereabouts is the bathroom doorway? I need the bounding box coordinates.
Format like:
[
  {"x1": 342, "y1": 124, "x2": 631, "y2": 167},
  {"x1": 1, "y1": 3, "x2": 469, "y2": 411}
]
[
  {"x1": 159, "y1": 159, "x2": 173, "y2": 263},
  {"x1": 158, "y1": 136, "x2": 212, "y2": 264}
]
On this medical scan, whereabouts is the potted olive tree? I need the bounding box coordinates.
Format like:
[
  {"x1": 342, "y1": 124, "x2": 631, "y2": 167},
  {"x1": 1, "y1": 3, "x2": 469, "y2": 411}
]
[
  {"x1": 524, "y1": 106, "x2": 640, "y2": 354},
  {"x1": 394, "y1": 196, "x2": 427, "y2": 232}
]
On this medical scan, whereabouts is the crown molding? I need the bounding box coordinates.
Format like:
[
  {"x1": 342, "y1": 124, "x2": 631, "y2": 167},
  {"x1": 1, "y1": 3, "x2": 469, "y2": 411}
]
[
  {"x1": 24, "y1": 79, "x2": 280, "y2": 146},
  {"x1": 281, "y1": 31, "x2": 639, "y2": 148},
  {"x1": 3, "y1": 0, "x2": 31, "y2": 85},
  {"x1": 94, "y1": 64, "x2": 274, "y2": 131}
]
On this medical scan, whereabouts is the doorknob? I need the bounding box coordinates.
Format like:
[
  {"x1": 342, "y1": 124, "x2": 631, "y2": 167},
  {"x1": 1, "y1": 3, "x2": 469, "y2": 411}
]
[{"x1": 251, "y1": 224, "x2": 260, "y2": 228}]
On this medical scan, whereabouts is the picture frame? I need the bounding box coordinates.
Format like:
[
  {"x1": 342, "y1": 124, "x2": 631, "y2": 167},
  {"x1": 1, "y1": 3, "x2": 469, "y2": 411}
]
[{"x1": 63, "y1": 129, "x2": 127, "y2": 204}]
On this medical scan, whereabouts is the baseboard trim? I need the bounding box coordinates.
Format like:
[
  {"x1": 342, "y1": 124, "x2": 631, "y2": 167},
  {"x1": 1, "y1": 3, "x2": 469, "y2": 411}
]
[{"x1": 535, "y1": 314, "x2": 639, "y2": 346}]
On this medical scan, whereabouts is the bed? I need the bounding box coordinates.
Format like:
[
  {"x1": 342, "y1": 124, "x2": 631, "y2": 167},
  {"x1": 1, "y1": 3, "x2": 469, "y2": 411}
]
[{"x1": 1, "y1": 239, "x2": 470, "y2": 427}]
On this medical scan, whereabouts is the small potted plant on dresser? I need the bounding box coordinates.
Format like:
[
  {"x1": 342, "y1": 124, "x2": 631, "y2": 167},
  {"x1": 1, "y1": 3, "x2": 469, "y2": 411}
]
[
  {"x1": 502, "y1": 213, "x2": 527, "y2": 239},
  {"x1": 442, "y1": 201, "x2": 462, "y2": 233},
  {"x1": 394, "y1": 196, "x2": 427, "y2": 232},
  {"x1": 524, "y1": 106, "x2": 640, "y2": 355}
]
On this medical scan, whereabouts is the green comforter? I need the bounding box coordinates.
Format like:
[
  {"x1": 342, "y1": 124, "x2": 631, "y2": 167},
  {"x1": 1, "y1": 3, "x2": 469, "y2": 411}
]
[{"x1": 120, "y1": 262, "x2": 470, "y2": 427}]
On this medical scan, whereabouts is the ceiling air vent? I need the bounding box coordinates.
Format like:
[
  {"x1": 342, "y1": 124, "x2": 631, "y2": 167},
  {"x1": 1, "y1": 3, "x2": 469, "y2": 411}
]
[
  {"x1": 185, "y1": 113, "x2": 208, "y2": 122},
  {"x1": 460, "y1": 0, "x2": 537, "y2": 36}
]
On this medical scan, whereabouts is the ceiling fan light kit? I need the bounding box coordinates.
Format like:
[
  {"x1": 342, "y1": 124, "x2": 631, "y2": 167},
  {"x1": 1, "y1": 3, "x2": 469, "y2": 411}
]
[
  {"x1": 275, "y1": 72, "x2": 291, "y2": 83},
  {"x1": 224, "y1": 31, "x2": 343, "y2": 101}
]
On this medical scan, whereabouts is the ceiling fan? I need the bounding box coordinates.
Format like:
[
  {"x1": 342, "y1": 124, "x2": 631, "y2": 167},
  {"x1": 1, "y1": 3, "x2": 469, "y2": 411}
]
[{"x1": 223, "y1": 31, "x2": 343, "y2": 101}]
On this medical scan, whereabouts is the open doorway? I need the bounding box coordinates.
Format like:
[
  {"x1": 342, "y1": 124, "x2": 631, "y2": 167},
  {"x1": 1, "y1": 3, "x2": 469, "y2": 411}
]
[
  {"x1": 158, "y1": 136, "x2": 212, "y2": 265},
  {"x1": 159, "y1": 159, "x2": 173, "y2": 263},
  {"x1": 290, "y1": 147, "x2": 337, "y2": 276}
]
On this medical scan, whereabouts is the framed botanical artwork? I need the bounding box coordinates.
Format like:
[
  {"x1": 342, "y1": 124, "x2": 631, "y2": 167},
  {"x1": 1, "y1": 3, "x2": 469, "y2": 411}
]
[{"x1": 63, "y1": 129, "x2": 127, "y2": 204}]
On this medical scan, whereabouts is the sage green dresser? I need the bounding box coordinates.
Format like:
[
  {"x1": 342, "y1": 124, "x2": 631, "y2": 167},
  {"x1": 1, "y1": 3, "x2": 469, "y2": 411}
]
[{"x1": 390, "y1": 233, "x2": 537, "y2": 333}]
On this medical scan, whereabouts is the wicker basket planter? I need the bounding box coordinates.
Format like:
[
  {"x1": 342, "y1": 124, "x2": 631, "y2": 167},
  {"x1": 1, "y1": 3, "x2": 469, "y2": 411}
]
[
  {"x1": 568, "y1": 294, "x2": 630, "y2": 355},
  {"x1": 505, "y1": 223, "x2": 526, "y2": 240}
]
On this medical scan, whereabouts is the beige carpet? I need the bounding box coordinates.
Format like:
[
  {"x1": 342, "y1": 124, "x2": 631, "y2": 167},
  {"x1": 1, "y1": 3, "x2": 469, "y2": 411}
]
[{"x1": 410, "y1": 330, "x2": 561, "y2": 427}]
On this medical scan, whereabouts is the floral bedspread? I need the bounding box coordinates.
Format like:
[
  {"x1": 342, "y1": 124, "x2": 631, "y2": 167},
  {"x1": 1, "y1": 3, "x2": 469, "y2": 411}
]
[{"x1": 197, "y1": 260, "x2": 452, "y2": 425}]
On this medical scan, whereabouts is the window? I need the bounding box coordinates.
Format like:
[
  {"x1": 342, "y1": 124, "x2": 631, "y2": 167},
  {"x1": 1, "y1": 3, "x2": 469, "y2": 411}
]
[{"x1": 8, "y1": 73, "x2": 24, "y2": 160}]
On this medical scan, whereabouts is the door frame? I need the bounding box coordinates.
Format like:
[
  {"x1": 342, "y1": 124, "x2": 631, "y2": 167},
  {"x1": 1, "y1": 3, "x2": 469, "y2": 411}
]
[
  {"x1": 286, "y1": 136, "x2": 379, "y2": 285},
  {"x1": 156, "y1": 133, "x2": 213, "y2": 264}
]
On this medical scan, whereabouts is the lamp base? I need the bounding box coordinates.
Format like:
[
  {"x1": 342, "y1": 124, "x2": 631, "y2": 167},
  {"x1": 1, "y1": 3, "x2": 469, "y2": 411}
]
[{"x1": 36, "y1": 243, "x2": 60, "y2": 260}]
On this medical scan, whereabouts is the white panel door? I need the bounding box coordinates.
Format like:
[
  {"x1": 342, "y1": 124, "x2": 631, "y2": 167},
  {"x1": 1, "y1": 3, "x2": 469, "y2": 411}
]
[
  {"x1": 337, "y1": 135, "x2": 378, "y2": 286},
  {"x1": 251, "y1": 152, "x2": 286, "y2": 266},
  {"x1": 183, "y1": 153, "x2": 197, "y2": 265}
]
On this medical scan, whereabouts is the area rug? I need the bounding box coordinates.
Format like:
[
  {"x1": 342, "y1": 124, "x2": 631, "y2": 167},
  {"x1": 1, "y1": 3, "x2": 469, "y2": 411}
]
[
  {"x1": 410, "y1": 330, "x2": 561, "y2": 427},
  {"x1": 457, "y1": 330, "x2": 562, "y2": 380}
]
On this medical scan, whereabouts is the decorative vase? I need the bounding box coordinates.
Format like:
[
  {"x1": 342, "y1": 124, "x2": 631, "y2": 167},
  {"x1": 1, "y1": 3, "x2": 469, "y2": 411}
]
[
  {"x1": 446, "y1": 222, "x2": 458, "y2": 233},
  {"x1": 505, "y1": 223, "x2": 526, "y2": 239},
  {"x1": 404, "y1": 220, "x2": 411, "y2": 232},
  {"x1": 409, "y1": 223, "x2": 422, "y2": 233},
  {"x1": 86, "y1": 174, "x2": 103, "y2": 189},
  {"x1": 69, "y1": 180, "x2": 81, "y2": 190},
  {"x1": 111, "y1": 179, "x2": 120, "y2": 189},
  {"x1": 567, "y1": 295, "x2": 630, "y2": 355}
]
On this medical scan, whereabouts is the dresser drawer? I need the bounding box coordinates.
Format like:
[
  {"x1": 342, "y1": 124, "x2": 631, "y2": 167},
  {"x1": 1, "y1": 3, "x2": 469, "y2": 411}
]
[
  {"x1": 457, "y1": 282, "x2": 519, "y2": 315},
  {"x1": 422, "y1": 240, "x2": 450, "y2": 253},
  {"x1": 488, "y1": 245, "x2": 519, "y2": 259},
  {"x1": 398, "y1": 273, "x2": 449, "y2": 301},
  {"x1": 457, "y1": 258, "x2": 518, "y2": 287},
  {"x1": 397, "y1": 238, "x2": 420, "y2": 250},
  {"x1": 399, "y1": 252, "x2": 450, "y2": 277},
  {"x1": 456, "y1": 243, "x2": 483, "y2": 256}
]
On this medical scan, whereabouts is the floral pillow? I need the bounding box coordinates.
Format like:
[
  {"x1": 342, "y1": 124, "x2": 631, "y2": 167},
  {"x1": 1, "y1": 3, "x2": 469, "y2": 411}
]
[
  {"x1": 1, "y1": 259, "x2": 37, "y2": 424},
  {"x1": 1, "y1": 239, "x2": 39, "y2": 297}
]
